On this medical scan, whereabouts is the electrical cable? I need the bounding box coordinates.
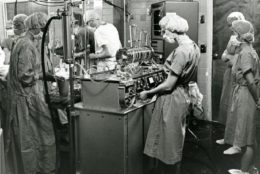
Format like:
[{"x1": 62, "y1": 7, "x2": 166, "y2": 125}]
[
  {"x1": 14, "y1": 0, "x2": 18, "y2": 15},
  {"x1": 74, "y1": 61, "x2": 88, "y2": 75},
  {"x1": 88, "y1": 68, "x2": 111, "y2": 83}
]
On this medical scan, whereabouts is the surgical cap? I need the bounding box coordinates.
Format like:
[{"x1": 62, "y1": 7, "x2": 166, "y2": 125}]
[
  {"x1": 159, "y1": 13, "x2": 189, "y2": 33},
  {"x1": 232, "y1": 20, "x2": 254, "y2": 43},
  {"x1": 227, "y1": 12, "x2": 245, "y2": 25},
  {"x1": 24, "y1": 12, "x2": 48, "y2": 30},
  {"x1": 83, "y1": 10, "x2": 101, "y2": 23},
  {"x1": 13, "y1": 14, "x2": 27, "y2": 30}
]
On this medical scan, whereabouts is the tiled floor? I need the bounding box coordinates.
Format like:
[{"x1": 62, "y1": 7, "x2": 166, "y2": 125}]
[{"x1": 57, "y1": 119, "x2": 260, "y2": 174}]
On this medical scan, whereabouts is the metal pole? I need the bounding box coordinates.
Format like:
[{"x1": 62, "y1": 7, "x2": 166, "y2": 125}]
[
  {"x1": 82, "y1": 0, "x2": 88, "y2": 71},
  {"x1": 61, "y1": 1, "x2": 76, "y2": 173},
  {"x1": 123, "y1": 0, "x2": 126, "y2": 47}
]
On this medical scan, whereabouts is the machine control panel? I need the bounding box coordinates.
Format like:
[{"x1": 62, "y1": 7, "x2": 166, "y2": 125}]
[
  {"x1": 119, "y1": 69, "x2": 167, "y2": 108},
  {"x1": 134, "y1": 70, "x2": 166, "y2": 93}
]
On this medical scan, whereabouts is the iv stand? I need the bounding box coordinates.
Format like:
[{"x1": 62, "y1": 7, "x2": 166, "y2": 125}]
[{"x1": 61, "y1": 1, "x2": 76, "y2": 173}]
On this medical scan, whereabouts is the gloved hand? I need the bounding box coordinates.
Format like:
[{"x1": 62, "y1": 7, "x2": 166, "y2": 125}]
[{"x1": 139, "y1": 90, "x2": 149, "y2": 100}]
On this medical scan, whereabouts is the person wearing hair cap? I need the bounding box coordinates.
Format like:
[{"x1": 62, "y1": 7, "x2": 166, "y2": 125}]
[
  {"x1": 1, "y1": 14, "x2": 28, "y2": 66},
  {"x1": 0, "y1": 14, "x2": 28, "y2": 172},
  {"x1": 140, "y1": 13, "x2": 200, "y2": 174},
  {"x1": 24, "y1": 12, "x2": 48, "y2": 49},
  {"x1": 6, "y1": 12, "x2": 56, "y2": 174},
  {"x1": 13, "y1": 14, "x2": 27, "y2": 36},
  {"x1": 216, "y1": 12, "x2": 245, "y2": 155},
  {"x1": 73, "y1": 12, "x2": 95, "y2": 70},
  {"x1": 226, "y1": 12, "x2": 245, "y2": 27},
  {"x1": 84, "y1": 10, "x2": 122, "y2": 72},
  {"x1": 232, "y1": 20, "x2": 255, "y2": 43},
  {"x1": 226, "y1": 20, "x2": 260, "y2": 174}
]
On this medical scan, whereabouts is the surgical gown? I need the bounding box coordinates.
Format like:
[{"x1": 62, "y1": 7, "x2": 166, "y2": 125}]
[
  {"x1": 144, "y1": 36, "x2": 200, "y2": 165},
  {"x1": 218, "y1": 35, "x2": 240, "y2": 124},
  {"x1": 7, "y1": 32, "x2": 56, "y2": 174},
  {"x1": 224, "y1": 45, "x2": 260, "y2": 147}
]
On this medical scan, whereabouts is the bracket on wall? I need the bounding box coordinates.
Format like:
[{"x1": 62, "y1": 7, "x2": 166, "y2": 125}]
[{"x1": 200, "y1": 14, "x2": 205, "y2": 24}]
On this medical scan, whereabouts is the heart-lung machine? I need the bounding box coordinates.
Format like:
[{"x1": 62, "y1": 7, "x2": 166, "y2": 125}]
[{"x1": 81, "y1": 46, "x2": 166, "y2": 110}]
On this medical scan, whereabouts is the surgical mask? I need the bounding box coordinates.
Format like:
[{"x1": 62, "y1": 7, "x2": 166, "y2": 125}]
[
  {"x1": 29, "y1": 30, "x2": 43, "y2": 41},
  {"x1": 240, "y1": 33, "x2": 255, "y2": 43},
  {"x1": 163, "y1": 34, "x2": 175, "y2": 44},
  {"x1": 29, "y1": 31, "x2": 43, "y2": 51},
  {"x1": 33, "y1": 31, "x2": 43, "y2": 41},
  {"x1": 236, "y1": 35, "x2": 249, "y2": 44},
  {"x1": 230, "y1": 35, "x2": 241, "y2": 46}
]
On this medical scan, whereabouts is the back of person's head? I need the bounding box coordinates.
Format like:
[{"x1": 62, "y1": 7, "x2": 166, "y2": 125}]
[
  {"x1": 83, "y1": 10, "x2": 101, "y2": 28},
  {"x1": 231, "y1": 20, "x2": 254, "y2": 43},
  {"x1": 13, "y1": 14, "x2": 27, "y2": 35},
  {"x1": 24, "y1": 12, "x2": 48, "y2": 30},
  {"x1": 159, "y1": 13, "x2": 189, "y2": 34},
  {"x1": 227, "y1": 12, "x2": 245, "y2": 26},
  {"x1": 83, "y1": 10, "x2": 101, "y2": 23}
]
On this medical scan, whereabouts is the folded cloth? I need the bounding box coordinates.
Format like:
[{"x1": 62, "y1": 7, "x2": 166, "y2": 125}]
[{"x1": 188, "y1": 82, "x2": 204, "y2": 119}]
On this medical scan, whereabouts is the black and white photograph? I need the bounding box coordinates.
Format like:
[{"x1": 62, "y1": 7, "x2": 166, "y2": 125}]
[{"x1": 0, "y1": 0, "x2": 259, "y2": 174}]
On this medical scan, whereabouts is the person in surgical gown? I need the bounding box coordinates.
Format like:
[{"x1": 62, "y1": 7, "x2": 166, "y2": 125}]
[
  {"x1": 217, "y1": 12, "x2": 245, "y2": 125},
  {"x1": 216, "y1": 12, "x2": 245, "y2": 155},
  {"x1": 1, "y1": 14, "x2": 28, "y2": 174},
  {"x1": 140, "y1": 14, "x2": 200, "y2": 174},
  {"x1": 226, "y1": 20, "x2": 260, "y2": 174},
  {"x1": 7, "y1": 12, "x2": 56, "y2": 174}
]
